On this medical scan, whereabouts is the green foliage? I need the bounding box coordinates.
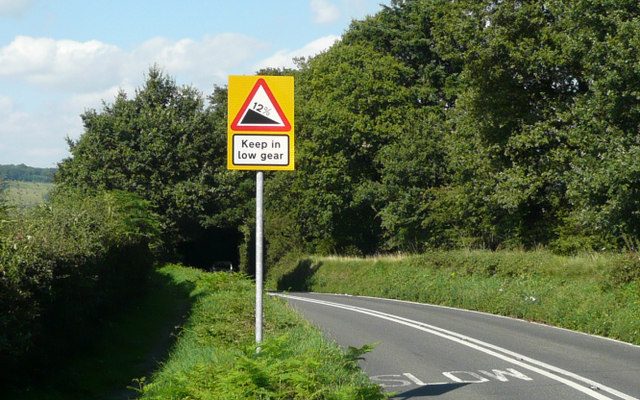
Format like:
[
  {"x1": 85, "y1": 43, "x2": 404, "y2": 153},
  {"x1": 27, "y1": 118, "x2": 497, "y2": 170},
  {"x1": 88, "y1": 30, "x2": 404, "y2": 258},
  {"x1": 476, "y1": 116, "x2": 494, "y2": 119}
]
[
  {"x1": 266, "y1": 44, "x2": 414, "y2": 255},
  {"x1": 0, "y1": 188, "x2": 158, "y2": 366},
  {"x1": 267, "y1": 251, "x2": 640, "y2": 345},
  {"x1": 139, "y1": 264, "x2": 387, "y2": 399},
  {"x1": 56, "y1": 67, "x2": 251, "y2": 255},
  {"x1": 264, "y1": 0, "x2": 640, "y2": 255},
  {"x1": 55, "y1": 0, "x2": 640, "y2": 263},
  {"x1": 606, "y1": 253, "x2": 640, "y2": 287},
  {"x1": 6, "y1": 265, "x2": 195, "y2": 399},
  {"x1": 428, "y1": 0, "x2": 640, "y2": 250}
]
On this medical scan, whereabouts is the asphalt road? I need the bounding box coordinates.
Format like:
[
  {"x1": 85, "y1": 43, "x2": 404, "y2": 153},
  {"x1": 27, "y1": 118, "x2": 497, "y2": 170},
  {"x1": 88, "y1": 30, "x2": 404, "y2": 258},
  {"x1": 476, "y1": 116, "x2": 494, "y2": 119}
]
[{"x1": 272, "y1": 292, "x2": 640, "y2": 400}]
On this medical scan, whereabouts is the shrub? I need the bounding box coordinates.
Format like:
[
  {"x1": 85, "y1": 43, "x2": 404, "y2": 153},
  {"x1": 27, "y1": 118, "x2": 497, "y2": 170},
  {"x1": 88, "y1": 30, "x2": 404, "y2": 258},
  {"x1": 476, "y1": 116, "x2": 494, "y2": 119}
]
[
  {"x1": 0, "y1": 188, "x2": 159, "y2": 365},
  {"x1": 607, "y1": 253, "x2": 640, "y2": 287}
]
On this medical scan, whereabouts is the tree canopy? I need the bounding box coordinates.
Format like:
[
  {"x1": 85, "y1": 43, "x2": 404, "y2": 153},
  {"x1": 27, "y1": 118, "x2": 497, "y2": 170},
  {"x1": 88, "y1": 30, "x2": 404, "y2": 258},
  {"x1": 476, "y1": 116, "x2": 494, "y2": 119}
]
[
  {"x1": 57, "y1": 0, "x2": 640, "y2": 263},
  {"x1": 265, "y1": 0, "x2": 640, "y2": 255},
  {"x1": 56, "y1": 67, "x2": 253, "y2": 256}
]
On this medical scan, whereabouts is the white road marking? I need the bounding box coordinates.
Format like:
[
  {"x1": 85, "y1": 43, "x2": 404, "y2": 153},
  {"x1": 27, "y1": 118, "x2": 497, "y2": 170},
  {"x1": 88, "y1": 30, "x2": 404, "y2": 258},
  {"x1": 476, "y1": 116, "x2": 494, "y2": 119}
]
[
  {"x1": 479, "y1": 368, "x2": 533, "y2": 382},
  {"x1": 350, "y1": 293, "x2": 640, "y2": 350},
  {"x1": 274, "y1": 293, "x2": 638, "y2": 400},
  {"x1": 443, "y1": 371, "x2": 490, "y2": 383},
  {"x1": 373, "y1": 368, "x2": 532, "y2": 388},
  {"x1": 402, "y1": 372, "x2": 428, "y2": 386},
  {"x1": 370, "y1": 374, "x2": 411, "y2": 388}
]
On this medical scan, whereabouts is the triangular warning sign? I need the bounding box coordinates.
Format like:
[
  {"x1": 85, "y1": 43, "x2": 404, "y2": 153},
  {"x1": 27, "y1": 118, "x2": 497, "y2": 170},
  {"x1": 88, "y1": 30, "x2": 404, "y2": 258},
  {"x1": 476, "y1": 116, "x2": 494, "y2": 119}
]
[{"x1": 231, "y1": 78, "x2": 291, "y2": 132}]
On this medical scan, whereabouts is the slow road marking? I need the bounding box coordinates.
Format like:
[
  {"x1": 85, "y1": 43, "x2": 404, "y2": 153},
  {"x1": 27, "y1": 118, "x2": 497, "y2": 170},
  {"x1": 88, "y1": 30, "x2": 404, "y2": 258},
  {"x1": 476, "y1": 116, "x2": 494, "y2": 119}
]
[
  {"x1": 371, "y1": 369, "x2": 534, "y2": 388},
  {"x1": 274, "y1": 293, "x2": 638, "y2": 400}
]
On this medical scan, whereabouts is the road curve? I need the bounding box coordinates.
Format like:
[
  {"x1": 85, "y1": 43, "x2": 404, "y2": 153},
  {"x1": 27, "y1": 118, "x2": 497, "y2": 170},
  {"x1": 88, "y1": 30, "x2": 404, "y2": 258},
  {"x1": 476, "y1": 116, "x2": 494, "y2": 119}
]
[{"x1": 271, "y1": 292, "x2": 640, "y2": 400}]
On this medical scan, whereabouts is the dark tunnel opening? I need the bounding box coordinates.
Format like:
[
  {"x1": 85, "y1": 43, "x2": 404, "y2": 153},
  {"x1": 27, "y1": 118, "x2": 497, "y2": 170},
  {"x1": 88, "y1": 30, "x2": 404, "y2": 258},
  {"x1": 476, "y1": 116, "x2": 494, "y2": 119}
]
[{"x1": 177, "y1": 227, "x2": 242, "y2": 272}]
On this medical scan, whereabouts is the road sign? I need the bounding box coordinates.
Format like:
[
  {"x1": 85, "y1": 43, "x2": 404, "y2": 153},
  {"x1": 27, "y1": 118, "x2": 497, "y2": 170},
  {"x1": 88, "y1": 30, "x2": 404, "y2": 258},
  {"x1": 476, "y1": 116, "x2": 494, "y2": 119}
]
[
  {"x1": 226, "y1": 75, "x2": 295, "y2": 351},
  {"x1": 228, "y1": 75, "x2": 294, "y2": 171}
]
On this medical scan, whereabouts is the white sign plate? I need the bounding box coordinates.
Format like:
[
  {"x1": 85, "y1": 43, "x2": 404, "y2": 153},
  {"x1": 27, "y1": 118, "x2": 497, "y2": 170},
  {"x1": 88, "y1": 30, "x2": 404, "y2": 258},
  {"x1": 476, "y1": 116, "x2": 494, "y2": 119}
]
[{"x1": 232, "y1": 134, "x2": 290, "y2": 166}]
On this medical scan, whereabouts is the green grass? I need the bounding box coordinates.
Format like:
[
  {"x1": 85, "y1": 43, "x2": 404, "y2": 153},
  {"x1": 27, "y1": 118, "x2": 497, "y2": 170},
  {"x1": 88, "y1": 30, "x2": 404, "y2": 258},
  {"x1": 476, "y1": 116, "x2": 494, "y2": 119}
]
[
  {"x1": 5, "y1": 263, "x2": 386, "y2": 399},
  {"x1": 138, "y1": 264, "x2": 386, "y2": 399},
  {"x1": 267, "y1": 250, "x2": 640, "y2": 345},
  {"x1": 1, "y1": 180, "x2": 53, "y2": 209}
]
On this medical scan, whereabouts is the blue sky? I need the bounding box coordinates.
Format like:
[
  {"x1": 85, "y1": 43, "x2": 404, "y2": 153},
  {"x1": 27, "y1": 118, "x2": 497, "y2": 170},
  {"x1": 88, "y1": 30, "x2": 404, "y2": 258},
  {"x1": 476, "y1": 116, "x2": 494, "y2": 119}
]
[{"x1": 0, "y1": 0, "x2": 388, "y2": 168}]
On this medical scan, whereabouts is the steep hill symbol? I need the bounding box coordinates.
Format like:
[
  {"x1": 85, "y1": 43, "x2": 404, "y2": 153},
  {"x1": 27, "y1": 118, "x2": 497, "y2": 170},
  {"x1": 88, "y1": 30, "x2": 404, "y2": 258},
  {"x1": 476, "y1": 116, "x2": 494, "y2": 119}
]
[{"x1": 231, "y1": 78, "x2": 291, "y2": 132}]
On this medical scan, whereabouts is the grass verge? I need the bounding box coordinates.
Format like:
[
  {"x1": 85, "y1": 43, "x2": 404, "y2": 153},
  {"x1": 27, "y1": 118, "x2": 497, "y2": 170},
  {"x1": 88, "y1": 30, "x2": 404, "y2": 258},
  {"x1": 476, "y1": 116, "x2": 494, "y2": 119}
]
[
  {"x1": 137, "y1": 264, "x2": 387, "y2": 399},
  {"x1": 267, "y1": 250, "x2": 640, "y2": 345}
]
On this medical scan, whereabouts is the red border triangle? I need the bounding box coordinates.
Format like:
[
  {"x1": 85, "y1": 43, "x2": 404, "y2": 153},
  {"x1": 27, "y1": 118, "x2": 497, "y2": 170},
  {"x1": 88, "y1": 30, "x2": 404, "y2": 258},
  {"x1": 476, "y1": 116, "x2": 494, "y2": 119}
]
[{"x1": 231, "y1": 78, "x2": 291, "y2": 132}]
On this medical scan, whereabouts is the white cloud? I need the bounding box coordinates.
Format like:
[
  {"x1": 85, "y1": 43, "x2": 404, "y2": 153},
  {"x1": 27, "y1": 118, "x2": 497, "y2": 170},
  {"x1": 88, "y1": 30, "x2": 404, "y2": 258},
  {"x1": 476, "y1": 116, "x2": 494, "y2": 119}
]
[
  {"x1": 0, "y1": 33, "x2": 272, "y2": 167},
  {"x1": 1, "y1": 32, "x2": 339, "y2": 166},
  {"x1": 0, "y1": 33, "x2": 268, "y2": 94},
  {"x1": 65, "y1": 85, "x2": 130, "y2": 114},
  {"x1": 0, "y1": 95, "x2": 14, "y2": 114},
  {"x1": 0, "y1": 32, "x2": 351, "y2": 168},
  {"x1": 127, "y1": 33, "x2": 268, "y2": 88},
  {"x1": 341, "y1": 0, "x2": 369, "y2": 14},
  {"x1": 0, "y1": 0, "x2": 32, "y2": 17},
  {"x1": 26, "y1": 146, "x2": 66, "y2": 161},
  {"x1": 310, "y1": 0, "x2": 340, "y2": 24},
  {"x1": 0, "y1": 36, "x2": 123, "y2": 92},
  {"x1": 254, "y1": 35, "x2": 340, "y2": 71},
  {"x1": 0, "y1": 100, "x2": 72, "y2": 167}
]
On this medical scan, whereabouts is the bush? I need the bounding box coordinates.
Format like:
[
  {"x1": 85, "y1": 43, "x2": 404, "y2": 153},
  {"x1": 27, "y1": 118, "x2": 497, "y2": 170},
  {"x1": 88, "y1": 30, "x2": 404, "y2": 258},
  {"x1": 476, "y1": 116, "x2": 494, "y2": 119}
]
[
  {"x1": 0, "y1": 188, "x2": 159, "y2": 365},
  {"x1": 607, "y1": 253, "x2": 640, "y2": 287}
]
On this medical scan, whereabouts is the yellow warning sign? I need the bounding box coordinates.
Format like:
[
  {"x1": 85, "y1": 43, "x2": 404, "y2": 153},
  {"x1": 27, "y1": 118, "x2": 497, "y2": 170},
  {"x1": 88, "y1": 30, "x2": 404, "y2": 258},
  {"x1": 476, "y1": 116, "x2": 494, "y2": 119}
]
[{"x1": 227, "y1": 75, "x2": 294, "y2": 171}]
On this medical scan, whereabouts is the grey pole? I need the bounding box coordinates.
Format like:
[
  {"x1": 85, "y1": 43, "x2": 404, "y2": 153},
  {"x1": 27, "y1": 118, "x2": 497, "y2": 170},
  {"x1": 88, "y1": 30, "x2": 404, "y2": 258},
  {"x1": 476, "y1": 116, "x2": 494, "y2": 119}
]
[{"x1": 255, "y1": 171, "x2": 264, "y2": 350}]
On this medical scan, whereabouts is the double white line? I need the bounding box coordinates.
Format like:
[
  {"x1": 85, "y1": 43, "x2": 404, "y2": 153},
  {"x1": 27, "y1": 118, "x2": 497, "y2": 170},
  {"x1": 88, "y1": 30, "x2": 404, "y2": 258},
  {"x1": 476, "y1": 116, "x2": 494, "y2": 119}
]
[{"x1": 272, "y1": 293, "x2": 638, "y2": 400}]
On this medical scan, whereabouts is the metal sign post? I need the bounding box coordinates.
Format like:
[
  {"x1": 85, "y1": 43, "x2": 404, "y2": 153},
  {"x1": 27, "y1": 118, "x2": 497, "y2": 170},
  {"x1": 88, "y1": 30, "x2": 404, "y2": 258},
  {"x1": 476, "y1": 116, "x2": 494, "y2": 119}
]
[{"x1": 255, "y1": 171, "x2": 264, "y2": 349}]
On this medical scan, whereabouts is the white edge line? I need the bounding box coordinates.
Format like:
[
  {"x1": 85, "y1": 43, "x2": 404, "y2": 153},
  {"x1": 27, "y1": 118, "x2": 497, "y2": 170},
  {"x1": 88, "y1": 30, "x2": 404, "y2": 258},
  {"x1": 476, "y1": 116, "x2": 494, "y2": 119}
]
[
  {"x1": 283, "y1": 291, "x2": 640, "y2": 350},
  {"x1": 274, "y1": 293, "x2": 638, "y2": 400},
  {"x1": 357, "y1": 293, "x2": 640, "y2": 350},
  {"x1": 356, "y1": 300, "x2": 639, "y2": 400}
]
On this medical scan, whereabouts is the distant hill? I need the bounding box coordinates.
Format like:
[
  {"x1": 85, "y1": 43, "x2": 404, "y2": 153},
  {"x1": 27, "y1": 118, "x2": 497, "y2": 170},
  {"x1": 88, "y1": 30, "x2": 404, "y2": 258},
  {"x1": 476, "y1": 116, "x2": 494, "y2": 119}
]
[{"x1": 0, "y1": 164, "x2": 56, "y2": 183}]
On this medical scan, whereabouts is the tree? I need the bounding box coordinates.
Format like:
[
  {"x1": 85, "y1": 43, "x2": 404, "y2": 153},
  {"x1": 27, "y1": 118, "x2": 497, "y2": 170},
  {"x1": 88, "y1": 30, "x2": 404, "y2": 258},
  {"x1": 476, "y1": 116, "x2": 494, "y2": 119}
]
[
  {"x1": 56, "y1": 67, "x2": 252, "y2": 255},
  {"x1": 265, "y1": 43, "x2": 416, "y2": 255},
  {"x1": 553, "y1": 0, "x2": 640, "y2": 250}
]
